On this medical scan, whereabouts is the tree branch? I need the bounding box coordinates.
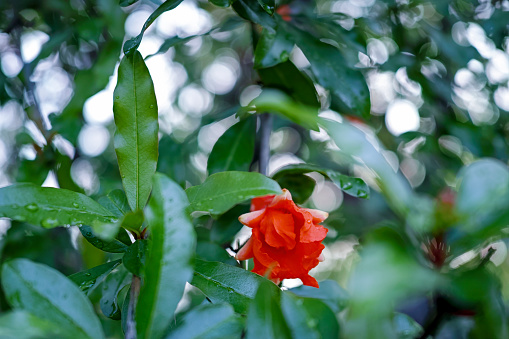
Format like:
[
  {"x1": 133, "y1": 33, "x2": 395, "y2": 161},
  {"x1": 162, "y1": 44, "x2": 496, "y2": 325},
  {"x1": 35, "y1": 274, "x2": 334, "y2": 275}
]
[
  {"x1": 258, "y1": 113, "x2": 273, "y2": 176},
  {"x1": 125, "y1": 275, "x2": 141, "y2": 339}
]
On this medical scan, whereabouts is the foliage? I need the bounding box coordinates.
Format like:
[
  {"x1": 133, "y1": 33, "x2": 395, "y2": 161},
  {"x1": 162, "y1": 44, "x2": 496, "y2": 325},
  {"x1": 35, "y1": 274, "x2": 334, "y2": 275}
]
[{"x1": 1, "y1": 0, "x2": 509, "y2": 338}]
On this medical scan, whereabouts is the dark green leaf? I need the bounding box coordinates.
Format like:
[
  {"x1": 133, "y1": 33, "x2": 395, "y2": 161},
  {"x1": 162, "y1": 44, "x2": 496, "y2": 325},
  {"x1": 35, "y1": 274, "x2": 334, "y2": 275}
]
[
  {"x1": 272, "y1": 163, "x2": 370, "y2": 199},
  {"x1": 2, "y1": 259, "x2": 104, "y2": 339},
  {"x1": 208, "y1": 0, "x2": 231, "y2": 8},
  {"x1": 123, "y1": 0, "x2": 184, "y2": 56},
  {"x1": 186, "y1": 171, "x2": 281, "y2": 215},
  {"x1": 0, "y1": 310, "x2": 69, "y2": 339},
  {"x1": 207, "y1": 116, "x2": 256, "y2": 174},
  {"x1": 136, "y1": 173, "x2": 196, "y2": 339},
  {"x1": 100, "y1": 265, "x2": 131, "y2": 319},
  {"x1": 210, "y1": 204, "x2": 249, "y2": 245},
  {"x1": 68, "y1": 259, "x2": 122, "y2": 295},
  {"x1": 232, "y1": 0, "x2": 276, "y2": 29},
  {"x1": 0, "y1": 183, "x2": 117, "y2": 238},
  {"x1": 288, "y1": 279, "x2": 349, "y2": 313},
  {"x1": 113, "y1": 51, "x2": 159, "y2": 211},
  {"x1": 123, "y1": 239, "x2": 147, "y2": 276},
  {"x1": 275, "y1": 173, "x2": 315, "y2": 204},
  {"x1": 281, "y1": 21, "x2": 370, "y2": 117},
  {"x1": 196, "y1": 241, "x2": 237, "y2": 265},
  {"x1": 166, "y1": 303, "x2": 244, "y2": 339},
  {"x1": 240, "y1": 89, "x2": 319, "y2": 131},
  {"x1": 79, "y1": 225, "x2": 130, "y2": 253},
  {"x1": 191, "y1": 259, "x2": 280, "y2": 314},
  {"x1": 247, "y1": 280, "x2": 292, "y2": 339},
  {"x1": 120, "y1": 0, "x2": 139, "y2": 7},
  {"x1": 258, "y1": 61, "x2": 319, "y2": 108},
  {"x1": 256, "y1": 0, "x2": 275, "y2": 14},
  {"x1": 254, "y1": 28, "x2": 293, "y2": 68},
  {"x1": 298, "y1": 298, "x2": 340, "y2": 339}
]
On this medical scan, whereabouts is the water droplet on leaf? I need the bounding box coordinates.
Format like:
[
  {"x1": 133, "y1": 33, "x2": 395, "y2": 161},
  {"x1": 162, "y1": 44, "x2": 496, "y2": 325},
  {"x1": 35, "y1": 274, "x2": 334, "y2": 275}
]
[{"x1": 25, "y1": 203, "x2": 39, "y2": 212}]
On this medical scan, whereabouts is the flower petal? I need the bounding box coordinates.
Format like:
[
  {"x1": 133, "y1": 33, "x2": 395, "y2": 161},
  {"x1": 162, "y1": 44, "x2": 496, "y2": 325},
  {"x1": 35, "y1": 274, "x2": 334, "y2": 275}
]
[
  {"x1": 238, "y1": 209, "x2": 265, "y2": 227},
  {"x1": 236, "y1": 237, "x2": 254, "y2": 260},
  {"x1": 302, "y1": 208, "x2": 329, "y2": 223}
]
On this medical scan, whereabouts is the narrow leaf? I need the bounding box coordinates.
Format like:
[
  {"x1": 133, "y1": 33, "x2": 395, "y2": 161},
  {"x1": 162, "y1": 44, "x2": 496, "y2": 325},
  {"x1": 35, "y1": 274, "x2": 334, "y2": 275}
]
[
  {"x1": 281, "y1": 21, "x2": 370, "y2": 117},
  {"x1": 2, "y1": 259, "x2": 105, "y2": 339},
  {"x1": 166, "y1": 303, "x2": 244, "y2": 339},
  {"x1": 256, "y1": 0, "x2": 275, "y2": 14},
  {"x1": 120, "y1": 0, "x2": 139, "y2": 7},
  {"x1": 240, "y1": 89, "x2": 320, "y2": 131},
  {"x1": 79, "y1": 225, "x2": 130, "y2": 253},
  {"x1": 123, "y1": 0, "x2": 184, "y2": 56},
  {"x1": 123, "y1": 239, "x2": 147, "y2": 276},
  {"x1": 232, "y1": 0, "x2": 276, "y2": 29},
  {"x1": 68, "y1": 259, "x2": 122, "y2": 295},
  {"x1": 207, "y1": 117, "x2": 256, "y2": 174},
  {"x1": 113, "y1": 51, "x2": 159, "y2": 211},
  {"x1": 136, "y1": 173, "x2": 196, "y2": 339},
  {"x1": 191, "y1": 259, "x2": 280, "y2": 314},
  {"x1": 186, "y1": 171, "x2": 281, "y2": 215},
  {"x1": 100, "y1": 265, "x2": 131, "y2": 319},
  {"x1": 0, "y1": 183, "x2": 117, "y2": 238}
]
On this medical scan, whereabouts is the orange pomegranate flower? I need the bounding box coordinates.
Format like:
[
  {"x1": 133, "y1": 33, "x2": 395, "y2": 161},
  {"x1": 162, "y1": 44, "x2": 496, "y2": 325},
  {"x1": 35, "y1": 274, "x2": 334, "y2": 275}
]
[{"x1": 236, "y1": 189, "x2": 328, "y2": 288}]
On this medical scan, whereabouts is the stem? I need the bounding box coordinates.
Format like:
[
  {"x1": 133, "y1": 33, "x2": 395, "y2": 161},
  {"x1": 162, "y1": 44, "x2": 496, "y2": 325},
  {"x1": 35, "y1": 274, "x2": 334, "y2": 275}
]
[
  {"x1": 125, "y1": 275, "x2": 141, "y2": 339},
  {"x1": 258, "y1": 113, "x2": 273, "y2": 176}
]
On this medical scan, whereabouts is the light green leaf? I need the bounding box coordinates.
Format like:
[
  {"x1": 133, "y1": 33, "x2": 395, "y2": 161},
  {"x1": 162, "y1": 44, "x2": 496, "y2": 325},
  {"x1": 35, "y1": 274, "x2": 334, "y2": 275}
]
[
  {"x1": 288, "y1": 280, "x2": 349, "y2": 313},
  {"x1": 186, "y1": 171, "x2": 281, "y2": 215},
  {"x1": 2, "y1": 259, "x2": 105, "y2": 339},
  {"x1": 321, "y1": 118, "x2": 413, "y2": 216},
  {"x1": 0, "y1": 183, "x2": 117, "y2": 238},
  {"x1": 166, "y1": 303, "x2": 244, "y2": 339},
  {"x1": 239, "y1": 89, "x2": 319, "y2": 131},
  {"x1": 247, "y1": 281, "x2": 292, "y2": 339},
  {"x1": 98, "y1": 189, "x2": 132, "y2": 218},
  {"x1": 113, "y1": 51, "x2": 159, "y2": 211},
  {"x1": 123, "y1": 0, "x2": 184, "y2": 56},
  {"x1": 191, "y1": 259, "x2": 280, "y2": 314},
  {"x1": 68, "y1": 259, "x2": 122, "y2": 295},
  {"x1": 280, "y1": 293, "x2": 320, "y2": 339},
  {"x1": 136, "y1": 173, "x2": 196, "y2": 339},
  {"x1": 0, "y1": 310, "x2": 70, "y2": 339},
  {"x1": 207, "y1": 116, "x2": 256, "y2": 174}
]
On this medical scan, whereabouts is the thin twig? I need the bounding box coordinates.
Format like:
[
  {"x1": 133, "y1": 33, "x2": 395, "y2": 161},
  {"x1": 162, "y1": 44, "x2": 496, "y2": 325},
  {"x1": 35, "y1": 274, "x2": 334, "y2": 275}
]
[
  {"x1": 258, "y1": 113, "x2": 273, "y2": 176},
  {"x1": 125, "y1": 275, "x2": 141, "y2": 339}
]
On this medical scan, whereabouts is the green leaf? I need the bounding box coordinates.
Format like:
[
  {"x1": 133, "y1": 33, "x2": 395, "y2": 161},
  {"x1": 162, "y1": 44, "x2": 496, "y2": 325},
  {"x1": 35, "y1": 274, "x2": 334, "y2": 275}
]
[
  {"x1": 98, "y1": 189, "x2": 132, "y2": 218},
  {"x1": 123, "y1": 0, "x2": 184, "y2": 56},
  {"x1": 272, "y1": 163, "x2": 370, "y2": 199},
  {"x1": 232, "y1": 0, "x2": 276, "y2": 29},
  {"x1": 0, "y1": 183, "x2": 117, "y2": 237},
  {"x1": 196, "y1": 242, "x2": 238, "y2": 265},
  {"x1": 68, "y1": 259, "x2": 122, "y2": 295},
  {"x1": 281, "y1": 21, "x2": 370, "y2": 117},
  {"x1": 275, "y1": 173, "x2": 315, "y2": 204},
  {"x1": 136, "y1": 173, "x2": 196, "y2": 339},
  {"x1": 207, "y1": 116, "x2": 256, "y2": 174},
  {"x1": 191, "y1": 259, "x2": 280, "y2": 314},
  {"x1": 208, "y1": 0, "x2": 231, "y2": 8},
  {"x1": 2, "y1": 259, "x2": 105, "y2": 339},
  {"x1": 186, "y1": 171, "x2": 281, "y2": 215},
  {"x1": 210, "y1": 204, "x2": 249, "y2": 245},
  {"x1": 240, "y1": 89, "x2": 319, "y2": 131},
  {"x1": 321, "y1": 119, "x2": 413, "y2": 216},
  {"x1": 256, "y1": 0, "x2": 275, "y2": 14},
  {"x1": 0, "y1": 310, "x2": 69, "y2": 339},
  {"x1": 254, "y1": 28, "x2": 293, "y2": 68},
  {"x1": 280, "y1": 293, "x2": 320, "y2": 339},
  {"x1": 113, "y1": 51, "x2": 159, "y2": 211},
  {"x1": 393, "y1": 313, "x2": 423, "y2": 339},
  {"x1": 120, "y1": 0, "x2": 139, "y2": 7},
  {"x1": 258, "y1": 61, "x2": 319, "y2": 108},
  {"x1": 123, "y1": 239, "x2": 147, "y2": 276},
  {"x1": 166, "y1": 303, "x2": 244, "y2": 339},
  {"x1": 79, "y1": 225, "x2": 130, "y2": 253},
  {"x1": 100, "y1": 265, "x2": 131, "y2": 320},
  {"x1": 288, "y1": 280, "x2": 349, "y2": 313},
  {"x1": 247, "y1": 281, "x2": 292, "y2": 339}
]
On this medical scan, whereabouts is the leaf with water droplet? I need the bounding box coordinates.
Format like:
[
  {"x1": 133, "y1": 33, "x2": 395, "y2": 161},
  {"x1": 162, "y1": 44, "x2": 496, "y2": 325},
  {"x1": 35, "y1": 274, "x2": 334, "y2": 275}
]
[
  {"x1": 25, "y1": 203, "x2": 39, "y2": 212},
  {"x1": 68, "y1": 259, "x2": 121, "y2": 296}
]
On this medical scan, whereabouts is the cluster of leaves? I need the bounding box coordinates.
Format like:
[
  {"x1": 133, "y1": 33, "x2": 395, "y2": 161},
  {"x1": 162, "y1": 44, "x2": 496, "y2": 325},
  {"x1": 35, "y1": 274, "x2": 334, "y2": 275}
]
[{"x1": 1, "y1": 0, "x2": 509, "y2": 338}]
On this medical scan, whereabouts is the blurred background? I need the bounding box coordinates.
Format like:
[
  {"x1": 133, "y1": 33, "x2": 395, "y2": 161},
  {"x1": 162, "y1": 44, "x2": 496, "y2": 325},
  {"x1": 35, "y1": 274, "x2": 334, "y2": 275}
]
[{"x1": 1, "y1": 0, "x2": 509, "y2": 336}]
